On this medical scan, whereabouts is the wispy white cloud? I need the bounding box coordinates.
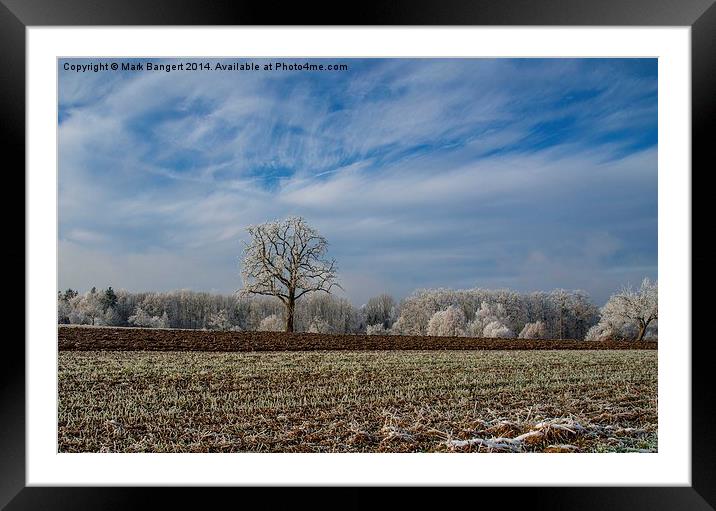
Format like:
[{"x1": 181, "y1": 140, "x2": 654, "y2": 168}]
[{"x1": 58, "y1": 58, "x2": 657, "y2": 304}]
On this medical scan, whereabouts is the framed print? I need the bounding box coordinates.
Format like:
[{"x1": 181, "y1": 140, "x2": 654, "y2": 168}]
[{"x1": 5, "y1": 0, "x2": 714, "y2": 508}]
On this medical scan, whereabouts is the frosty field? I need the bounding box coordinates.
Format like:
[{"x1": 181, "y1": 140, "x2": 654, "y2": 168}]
[{"x1": 58, "y1": 349, "x2": 657, "y2": 453}]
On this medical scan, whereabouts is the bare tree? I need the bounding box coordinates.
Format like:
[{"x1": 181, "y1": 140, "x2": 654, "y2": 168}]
[
  {"x1": 364, "y1": 293, "x2": 396, "y2": 329},
  {"x1": 240, "y1": 216, "x2": 341, "y2": 332}
]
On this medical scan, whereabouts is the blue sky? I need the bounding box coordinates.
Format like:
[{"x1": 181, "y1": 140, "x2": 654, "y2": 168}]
[{"x1": 58, "y1": 58, "x2": 657, "y2": 305}]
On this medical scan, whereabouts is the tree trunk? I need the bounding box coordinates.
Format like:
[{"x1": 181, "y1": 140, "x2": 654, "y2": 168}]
[
  {"x1": 635, "y1": 320, "x2": 648, "y2": 342},
  {"x1": 285, "y1": 296, "x2": 295, "y2": 333}
]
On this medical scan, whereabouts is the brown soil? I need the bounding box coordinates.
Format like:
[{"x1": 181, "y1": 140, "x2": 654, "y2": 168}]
[{"x1": 58, "y1": 325, "x2": 657, "y2": 352}]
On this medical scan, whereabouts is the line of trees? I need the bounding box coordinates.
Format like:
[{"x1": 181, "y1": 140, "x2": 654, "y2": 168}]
[
  {"x1": 57, "y1": 287, "x2": 361, "y2": 333},
  {"x1": 57, "y1": 279, "x2": 657, "y2": 341}
]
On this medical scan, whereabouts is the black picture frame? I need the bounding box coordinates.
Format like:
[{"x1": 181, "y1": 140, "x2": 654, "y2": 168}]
[{"x1": 4, "y1": 0, "x2": 713, "y2": 508}]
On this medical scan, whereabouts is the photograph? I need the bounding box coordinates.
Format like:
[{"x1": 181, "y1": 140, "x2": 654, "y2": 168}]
[{"x1": 57, "y1": 56, "x2": 658, "y2": 454}]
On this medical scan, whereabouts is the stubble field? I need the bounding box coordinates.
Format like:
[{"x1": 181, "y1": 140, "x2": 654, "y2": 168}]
[{"x1": 58, "y1": 348, "x2": 657, "y2": 453}]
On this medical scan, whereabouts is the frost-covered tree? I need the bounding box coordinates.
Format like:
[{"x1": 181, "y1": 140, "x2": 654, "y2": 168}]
[
  {"x1": 58, "y1": 293, "x2": 71, "y2": 324},
  {"x1": 240, "y1": 216, "x2": 341, "y2": 332},
  {"x1": 548, "y1": 289, "x2": 599, "y2": 339},
  {"x1": 366, "y1": 323, "x2": 389, "y2": 335},
  {"x1": 56, "y1": 283, "x2": 606, "y2": 339},
  {"x1": 567, "y1": 291, "x2": 600, "y2": 339},
  {"x1": 258, "y1": 314, "x2": 284, "y2": 332},
  {"x1": 101, "y1": 306, "x2": 123, "y2": 327},
  {"x1": 129, "y1": 307, "x2": 169, "y2": 328},
  {"x1": 296, "y1": 293, "x2": 359, "y2": 333},
  {"x1": 608, "y1": 278, "x2": 657, "y2": 341},
  {"x1": 391, "y1": 289, "x2": 457, "y2": 335},
  {"x1": 242, "y1": 296, "x2": 285, "y2": 331},
  {"x1": 207, "y1": 309, "x2": 232, "y2": 331},
  {"x1": 100, "y1": 286, "x2": 118, "y2": 312},
  {"x1": 590, "y1": 278, "x2": 658, "y2": 341},
  {"x1": 426, "y1": 305, "x2": 466, "y2": 337},
  {"x1": 308, "y1": 316, "x2": 332, "y2": 334},
  {"x1": 364, "y1": 294, "x2": 396, "y2": 329},
  {"x1": 483, "y1": 320, "x2": 515, "y2": 338},
  {"x1": 156, "y1": 312, "x2": 170, "y2": 328},
  {"x1": 584, "y1": 322, "x2": 615, "y2": 342},
  {"x1": 128, "y1": 307, "x2": 152, "y2": 327},
  {"x1": 62, "y1": 289, "x2": 78, "y2": 301},
  {"x1": 519, "y1": 321, "x2": 546, "y2": 339},
  {"x1": 390, "y1": 287, "x2": 599, "y2": 339},
  {"x1": 466, "y1": 302, "x2": 508, "y2": 337},
  {"x1": 68, "y1": 290, "x2": 104, "y2": 325}
]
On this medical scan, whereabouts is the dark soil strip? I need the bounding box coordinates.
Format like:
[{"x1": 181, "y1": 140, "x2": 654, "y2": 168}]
[{"x1": 58, "y1": 326, "x2": 657, "y2": 352}]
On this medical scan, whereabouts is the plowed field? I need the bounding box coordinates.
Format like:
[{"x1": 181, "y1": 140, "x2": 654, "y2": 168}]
[{"x1": 58, "y1": 326, "x2": 657, "y2": 352}]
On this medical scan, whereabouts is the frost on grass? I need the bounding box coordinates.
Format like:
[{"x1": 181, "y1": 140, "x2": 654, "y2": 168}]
[
  {"x1": 58, "y1": 350, "x2": 657, "y2": 453},
  {"x1": 446, "y1": 418, "x2": 587, "y2": 452},
  {"x1": 447, "y1": 437, "x2": 522, "y2": 452},
  {"x1": 445, "y1": 417, "x2": 654, "y2": 453}
]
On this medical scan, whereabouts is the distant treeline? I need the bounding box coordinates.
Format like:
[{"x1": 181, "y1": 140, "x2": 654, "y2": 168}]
[{"x1": 57, "y1": 285, "x2": 652, "y2": 341}]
